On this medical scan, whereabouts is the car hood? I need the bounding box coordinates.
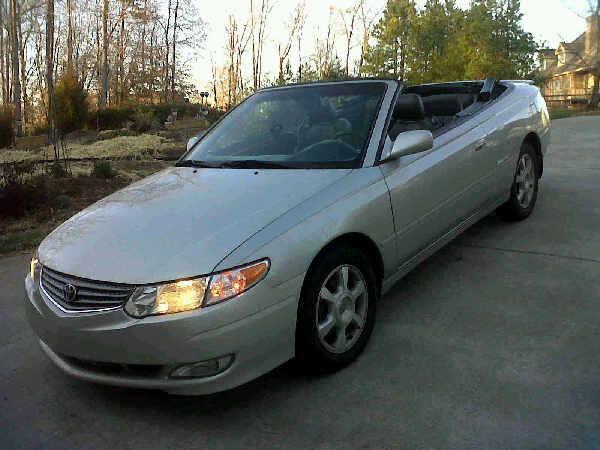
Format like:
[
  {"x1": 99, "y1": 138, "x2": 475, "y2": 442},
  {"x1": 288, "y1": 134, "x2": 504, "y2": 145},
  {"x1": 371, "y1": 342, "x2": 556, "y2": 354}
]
[{"x1": 39, "y1": 167, "x2": 351, "y2": 284}]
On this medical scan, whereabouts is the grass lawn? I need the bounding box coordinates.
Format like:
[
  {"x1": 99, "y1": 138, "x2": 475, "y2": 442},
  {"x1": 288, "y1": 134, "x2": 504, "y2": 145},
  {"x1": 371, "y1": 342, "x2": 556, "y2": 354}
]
[{"x1": 550, "y1": 108, "x2": 600, "y2": 120}]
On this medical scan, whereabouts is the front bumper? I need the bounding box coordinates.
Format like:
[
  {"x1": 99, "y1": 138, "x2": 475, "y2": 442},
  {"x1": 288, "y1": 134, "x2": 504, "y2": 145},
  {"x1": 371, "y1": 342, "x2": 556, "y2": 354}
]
[{"x1": 25, "y1": 274, "x2": 300, "y2": 395}]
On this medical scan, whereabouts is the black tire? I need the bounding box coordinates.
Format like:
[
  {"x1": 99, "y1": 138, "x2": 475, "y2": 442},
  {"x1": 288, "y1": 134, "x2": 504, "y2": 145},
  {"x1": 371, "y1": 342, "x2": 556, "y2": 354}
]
[
  {"x1": 295, "y1": 246, "x2": 378, "y2": 372},
  {"x1": 497, "y1": 142, "x2": 539, "y2": 221}
]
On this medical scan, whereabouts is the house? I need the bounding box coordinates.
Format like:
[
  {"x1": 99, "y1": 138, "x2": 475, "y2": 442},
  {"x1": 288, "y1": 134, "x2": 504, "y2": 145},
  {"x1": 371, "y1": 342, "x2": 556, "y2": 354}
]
[{"x1": 540, "y1": 15, "x2": 599, "y2": 105}]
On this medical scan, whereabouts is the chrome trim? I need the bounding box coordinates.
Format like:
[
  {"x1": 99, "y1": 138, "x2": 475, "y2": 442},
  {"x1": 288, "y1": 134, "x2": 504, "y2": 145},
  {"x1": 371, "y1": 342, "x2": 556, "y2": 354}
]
[{"x1": 39, "y1": 268, "x2": 124, "y2": 314}]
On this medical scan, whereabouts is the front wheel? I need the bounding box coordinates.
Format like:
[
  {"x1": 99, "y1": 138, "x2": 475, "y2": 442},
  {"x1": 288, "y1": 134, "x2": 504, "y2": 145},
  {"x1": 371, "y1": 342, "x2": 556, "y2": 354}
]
[
  {"x1": 295, "y1": 247, "x2": 377, "y2": 372},
  {"x1": 497, "y1": 142, "x2": 539, "y2": 220}
]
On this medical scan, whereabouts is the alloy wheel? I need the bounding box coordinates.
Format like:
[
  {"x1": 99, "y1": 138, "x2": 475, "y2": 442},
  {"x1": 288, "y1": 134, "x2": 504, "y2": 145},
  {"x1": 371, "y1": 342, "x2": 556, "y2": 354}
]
[
  {"x1": 315, "y1": 264, "x2": 368, "y2": 354},
  {"x1": 515, "y1": 153, "x2": 535, "y2": 208}
]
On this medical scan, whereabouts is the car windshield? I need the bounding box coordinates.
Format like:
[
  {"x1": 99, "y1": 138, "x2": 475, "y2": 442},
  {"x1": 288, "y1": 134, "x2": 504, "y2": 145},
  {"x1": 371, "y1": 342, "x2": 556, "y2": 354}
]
[{"x1": 181, "y1": 82, "x2": 387, "y2": 169}]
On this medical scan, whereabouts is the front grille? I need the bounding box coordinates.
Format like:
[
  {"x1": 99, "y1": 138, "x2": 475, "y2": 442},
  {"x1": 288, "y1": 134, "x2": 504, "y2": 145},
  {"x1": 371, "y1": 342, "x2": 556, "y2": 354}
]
[{"x1": 40, "y1": 266, "x2": 135, "y2": 312}]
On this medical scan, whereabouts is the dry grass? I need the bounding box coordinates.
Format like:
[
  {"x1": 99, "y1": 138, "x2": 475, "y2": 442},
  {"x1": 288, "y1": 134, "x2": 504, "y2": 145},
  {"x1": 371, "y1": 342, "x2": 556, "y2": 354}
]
[{"x1": 1, "y1": 134, "x2": 180, "y2": 163}]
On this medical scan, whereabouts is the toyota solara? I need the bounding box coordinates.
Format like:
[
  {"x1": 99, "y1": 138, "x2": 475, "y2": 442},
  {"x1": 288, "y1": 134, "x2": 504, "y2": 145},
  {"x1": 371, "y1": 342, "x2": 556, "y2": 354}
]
[{"x1": 25, "y1": 78, "x2": 550, "y2": 395}]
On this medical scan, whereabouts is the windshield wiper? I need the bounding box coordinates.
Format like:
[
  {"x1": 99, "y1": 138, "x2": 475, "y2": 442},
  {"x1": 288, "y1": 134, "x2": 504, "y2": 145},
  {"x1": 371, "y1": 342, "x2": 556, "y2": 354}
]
[
  {"x1": 214, "y1": 160, "x2": 292, "y2": 169},
  {"x1": 175, "y1": 160, "x2": 220, "y2": 168}
]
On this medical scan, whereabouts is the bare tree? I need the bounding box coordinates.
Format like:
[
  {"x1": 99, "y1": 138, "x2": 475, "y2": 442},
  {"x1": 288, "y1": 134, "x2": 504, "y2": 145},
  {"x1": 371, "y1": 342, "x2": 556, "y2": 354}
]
[
  {"x1": 250, "y1": 0, "x2": 271, "y2": 91},
  {"x1": 164, "y1": 0, "x2": 172, "y2": 100},
  {"x1": 277, "y1": 1, "x2": 305, "y2": 83},
  {"x1": 339, "y1": 1, "x2": 360, "y2": 77},
  {"x1": 357, "y1": 0, "x2": 377, "y2": 76},
  {"x1": 170, "y1": 0, "x2": 179, "y2": 101},
  {"x1": 46, "y1": 0, "x2": 57, "y2": 156},
  {"x1": 118, "y1": 0, "x2": 126, "y2": 103},
  {"x1": 66, "y1": 0, "x2": 73, "y2": 70},
  {"x1": 210, "y1": 54, "x2": 218, "y2": 107},
  {"x1": 0, "y1": 0, "x2": 6, "y2": 105},
  {"x1": 99, "y1": 0, "x2": 108, "y2": 108},
  {"x1": 313, "y1": 7, "x2": 336, "y2": 78},
  {"x1": 9, "y1": 0, "x2": 23, "y2": 136},
  {"x1": 588, "y1": 0, "x2": 600, "y2": 105},
  {"x1": 18, "y1": 1, "x2": 28, "y2": 126}
]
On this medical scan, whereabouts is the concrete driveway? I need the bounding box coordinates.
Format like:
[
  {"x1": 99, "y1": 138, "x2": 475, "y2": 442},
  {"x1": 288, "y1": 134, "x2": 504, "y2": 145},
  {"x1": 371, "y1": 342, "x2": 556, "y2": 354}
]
[{"x1": 1, "y1": 117, "x2": 599, "y2": 449}]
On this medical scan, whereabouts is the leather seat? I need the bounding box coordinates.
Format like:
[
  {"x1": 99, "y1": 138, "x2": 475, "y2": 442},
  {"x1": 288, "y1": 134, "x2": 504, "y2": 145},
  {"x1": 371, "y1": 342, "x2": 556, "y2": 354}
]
[
  {"x1": 422, "y1": 94, "x2": 464, "y2": 129},
  {"x1": 388, "y1": 94, "x2": 430, "y2": 139}
]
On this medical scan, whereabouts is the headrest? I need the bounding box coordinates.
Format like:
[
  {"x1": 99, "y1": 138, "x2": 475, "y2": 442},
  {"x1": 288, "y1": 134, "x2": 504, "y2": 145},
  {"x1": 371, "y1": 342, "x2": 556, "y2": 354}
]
[
  {"x1": 309, "y1": 98, "x2": 336, "y2": 123},
  {"x1": 457, "y1": 94, "x2": 477, "y2": 109},
  {"x1": 393, "y1": 94, "x2": 425, "y2": 121},
  {"x1": 422, "y1": 94, "x2": 463, "y2": 116}
]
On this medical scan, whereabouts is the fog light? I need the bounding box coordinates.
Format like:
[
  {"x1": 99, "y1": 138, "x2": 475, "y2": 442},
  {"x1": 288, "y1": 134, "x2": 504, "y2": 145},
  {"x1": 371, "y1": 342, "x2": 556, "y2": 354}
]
[{"x1": 169, "y1": 355, "x2": 233, "y2": 379}]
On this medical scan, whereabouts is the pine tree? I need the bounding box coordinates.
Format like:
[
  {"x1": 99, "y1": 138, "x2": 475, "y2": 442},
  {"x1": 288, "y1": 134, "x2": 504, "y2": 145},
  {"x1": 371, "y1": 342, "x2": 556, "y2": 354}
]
[{"x1": 362, "y1": 0, "x2": 417, "y2": 79}]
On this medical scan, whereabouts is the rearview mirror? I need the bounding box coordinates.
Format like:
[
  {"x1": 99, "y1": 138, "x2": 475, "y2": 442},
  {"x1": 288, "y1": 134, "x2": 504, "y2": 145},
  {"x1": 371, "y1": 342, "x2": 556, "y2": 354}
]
[
  {"x1": 186, "y1": 131, "x2": 206, "y2": 151},
  {"x1": 383, "y1": 130, "x2": 434, "y2": 162}
]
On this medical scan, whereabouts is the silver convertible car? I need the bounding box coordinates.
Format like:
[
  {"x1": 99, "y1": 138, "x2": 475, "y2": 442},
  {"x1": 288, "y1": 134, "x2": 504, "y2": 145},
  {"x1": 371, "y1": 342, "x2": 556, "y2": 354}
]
[{"x1": 25, "y1": 78, "x2": 550, "y2": 395}]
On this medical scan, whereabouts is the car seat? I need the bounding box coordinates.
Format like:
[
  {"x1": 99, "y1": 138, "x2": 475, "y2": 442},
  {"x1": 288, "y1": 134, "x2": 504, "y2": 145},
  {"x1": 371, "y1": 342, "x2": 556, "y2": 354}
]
[{"x1": 388, "y1": 94, "x2": 431, "y2": 140}]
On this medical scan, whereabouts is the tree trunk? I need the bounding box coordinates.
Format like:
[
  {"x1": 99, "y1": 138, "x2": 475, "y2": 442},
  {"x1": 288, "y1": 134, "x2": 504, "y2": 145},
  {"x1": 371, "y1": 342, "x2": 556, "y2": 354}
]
[
  {"x1": 18, "y1": 1, "x2": 27, "y2": 127},
  {"x1": 66, "y1": 0, "x2": 73, "y2": 70},
  {"x1": 0, "y1": 1, "x2": 5, "y2": 105},
  {"x1": 591, "y1": 72, "x2": 600, "y2": 107},
  {"x1": 140, "y1": 0, "x2": 147, "y2": 101},
  {"x1": 164, "y1": 0, "x2": 172, "y2": 102},
  {"x1": 46, "y1": 0, "x2": 57, "y2": 156},
  {"x1": 9, "y1": 0, "x2": 22, "y2": 136},
  {"x1": 4, "y1": 0, "x2": 11, "y2": 107},
  {"x1": 99, "y1": 0, "x2": 109, "y2": 109},
  {"x1": 297, "y1": 33, "x2": 302, "y2": 82},
  {"x1": 118, "y1": 2, "x2": 125, "y2": 104},
  {"x1": 250, "y1": 0, "x2": 257, "y2": 90},
  {"x1": 171, "y1": 0, "x2": 179, "y2": 102}
]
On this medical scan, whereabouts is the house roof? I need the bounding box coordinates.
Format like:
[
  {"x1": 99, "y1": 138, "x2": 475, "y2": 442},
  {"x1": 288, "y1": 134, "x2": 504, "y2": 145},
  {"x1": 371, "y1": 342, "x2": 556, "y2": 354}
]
[{"x1": 539, "y1": 28, "x2": 593, "y2": 76}]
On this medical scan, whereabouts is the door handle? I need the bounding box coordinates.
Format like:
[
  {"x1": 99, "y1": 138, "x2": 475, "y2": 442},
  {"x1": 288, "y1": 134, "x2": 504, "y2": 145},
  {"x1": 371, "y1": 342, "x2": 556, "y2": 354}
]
[{"x1": 474, "y1": 139, "x2": 487, "y2": 151}]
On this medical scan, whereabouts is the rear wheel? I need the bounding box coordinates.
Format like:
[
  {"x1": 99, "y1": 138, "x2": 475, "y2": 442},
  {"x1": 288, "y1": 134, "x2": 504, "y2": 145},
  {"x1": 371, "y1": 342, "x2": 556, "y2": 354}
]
[
  {"x1": 295, "y1": 247, "x2": 377, "y2": 372},
  {"x1": 497, "y1": 142, "x2": 539, "y2": 220}
]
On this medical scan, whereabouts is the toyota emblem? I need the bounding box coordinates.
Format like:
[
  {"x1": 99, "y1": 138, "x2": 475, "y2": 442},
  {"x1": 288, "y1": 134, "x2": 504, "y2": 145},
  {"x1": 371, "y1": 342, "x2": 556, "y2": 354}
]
[{"x1": 63, "y1": 284, "x2": 78, "y2": 303}]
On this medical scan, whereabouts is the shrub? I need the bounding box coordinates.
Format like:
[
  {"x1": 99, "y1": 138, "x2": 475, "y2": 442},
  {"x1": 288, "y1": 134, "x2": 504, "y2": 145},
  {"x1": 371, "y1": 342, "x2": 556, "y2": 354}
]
[
  {"x1": 30, "y1": 124, "x2": 48, "y2": 137},
  {"x1": 49, "y1": 161, "x2": 67, "y2": 178},
  {"x1": 0, "y1": 107, "x2": 14, "y2": 148},
  {"x1": 92, "y1": 106, "x2": 134, "y2": 130},
  {"x1": 92, "y1": 160, "x2": 116, "y2": 179},
  {"x1": 53, "y1": 194, "x2": 73, "y2": 210},
  {"x1": 145, "y1": 104, "x2": 173, "y2": 124},
  {"x1": 131, "y1": 109, "x2": 155, "y2": 132},
  {"x1": 0, "y1": 161, "x2": 46, "y2": 219},
  {"x1": 55, "y1": 71, "x2": 89, "y2": 134}
]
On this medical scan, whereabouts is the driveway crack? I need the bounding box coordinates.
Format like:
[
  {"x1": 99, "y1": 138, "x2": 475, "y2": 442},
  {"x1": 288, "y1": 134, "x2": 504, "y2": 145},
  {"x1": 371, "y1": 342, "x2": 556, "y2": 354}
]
[{"x1": 455, "y1": 243, "x2": 600, "y2": 264}]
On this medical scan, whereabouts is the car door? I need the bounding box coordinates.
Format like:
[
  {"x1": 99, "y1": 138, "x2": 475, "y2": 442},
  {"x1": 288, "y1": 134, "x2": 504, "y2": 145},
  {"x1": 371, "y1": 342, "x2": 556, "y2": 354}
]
[{"x1": 379, "y1": 122, "x2": 493, "y2": 267}]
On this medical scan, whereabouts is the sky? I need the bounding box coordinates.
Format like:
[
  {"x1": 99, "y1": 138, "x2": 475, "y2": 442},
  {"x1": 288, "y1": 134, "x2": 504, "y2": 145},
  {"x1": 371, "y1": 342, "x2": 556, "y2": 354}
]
[{"x1": 190, "y1": 0, "x2": 591, "y2": 90}]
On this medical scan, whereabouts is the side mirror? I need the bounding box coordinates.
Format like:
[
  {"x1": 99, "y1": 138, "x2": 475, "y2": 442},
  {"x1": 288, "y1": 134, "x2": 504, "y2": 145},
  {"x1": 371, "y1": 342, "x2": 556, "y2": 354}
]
[
  {"x1": 186, "y1": 131, "x2": 206, "y2": 151},
  {"x1": 383, "y1": 130, "x2": 434, "y2": 162}
]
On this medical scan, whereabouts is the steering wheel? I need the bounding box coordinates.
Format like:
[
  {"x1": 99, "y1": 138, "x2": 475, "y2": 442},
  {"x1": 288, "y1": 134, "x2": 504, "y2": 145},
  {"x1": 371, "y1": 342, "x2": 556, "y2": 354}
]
[
  {"x1": 291, "y1": 139, "x2": 359, "y2": 162},
  {"x1": 335, "y1": 130, "x2": 363, "y2": 147}
]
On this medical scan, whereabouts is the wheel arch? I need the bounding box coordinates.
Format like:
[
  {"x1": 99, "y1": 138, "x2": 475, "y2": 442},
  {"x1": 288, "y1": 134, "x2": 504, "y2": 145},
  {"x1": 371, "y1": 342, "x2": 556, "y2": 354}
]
[
  {"x1": 524, "y1": 132, "x2": 543, "y2": 178},
  {"x1": 303, "y1": 233, "x2": 384, "y2": 297}
]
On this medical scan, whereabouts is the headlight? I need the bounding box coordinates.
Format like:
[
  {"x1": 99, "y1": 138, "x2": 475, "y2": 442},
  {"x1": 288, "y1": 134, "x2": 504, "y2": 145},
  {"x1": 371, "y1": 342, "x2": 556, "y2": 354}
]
[
  {"x1": 124, "y1": 259, "x2": 269, "y2": 318},
  {"x1": 30, "y1": 250, "x2": 40, "y2": 281}
]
